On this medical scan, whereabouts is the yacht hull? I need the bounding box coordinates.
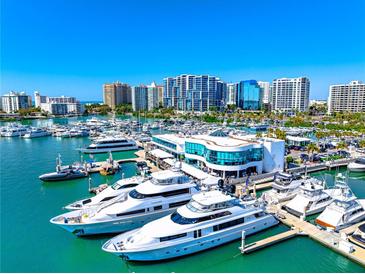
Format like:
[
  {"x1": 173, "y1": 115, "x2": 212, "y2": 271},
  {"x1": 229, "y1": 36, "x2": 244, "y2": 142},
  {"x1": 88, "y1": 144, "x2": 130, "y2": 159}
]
[
  {"x1": 78, "y1": 146, "x2": 139, "y2": 154},
  {"x1": 103, "y1": 215, "x2": 279, "y2": 261},
  {"x1": 51, "y1": 209, "x2": 176, "y2": 236},
  {"x1": 39, "y1": 172, "x2": 87, "y2": 182}
]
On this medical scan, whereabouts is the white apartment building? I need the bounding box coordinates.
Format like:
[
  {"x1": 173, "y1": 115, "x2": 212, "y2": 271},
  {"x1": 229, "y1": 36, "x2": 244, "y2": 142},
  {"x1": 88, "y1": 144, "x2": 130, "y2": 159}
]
[
  {"x1": 328, "y1": 80, "x2": 365, "y2": 114},
  {"x1": 147, "y1": 82, "x2": 159, "y2": 111},
  {"x1": 226, "y1": 83, "x2": 238, "y2": 106},
  {"x1": 257, "y1": 81, "x2": 270, "y2": 104},
  {"x1": 34, "y1": 92, "x2": 84, "y2": 115},
  {"x1": 271, "y1": 77, "x2": 310, "y2": 113},
  {"x1": 1, "y1": 91, "x2": 32, "y2": 113}
]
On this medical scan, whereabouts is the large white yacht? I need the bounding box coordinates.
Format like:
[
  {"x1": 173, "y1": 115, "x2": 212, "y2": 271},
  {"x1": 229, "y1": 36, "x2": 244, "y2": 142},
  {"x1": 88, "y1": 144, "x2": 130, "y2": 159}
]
[
  {"x1": 1, "y1": 125, "x2": 28, "y2": 137},
  {"x1": 64, "y1": 176, "x2": 146, "y2": 210},
  {"x1": 50, "y1": 167, "x2": 199, "y2": 235},
  {"x1": 316, "y1": 174, "x2": 365, "y2": 231},
  {"x1": 78, "y1": 136, "x2": 138, "y2": 154},
  {"x1": 102, "y1": 189, "x2": 278, "y2": 261},
  {"x1": 261, "y1": 173, "x2": 321, "y2": 204},
  {"x1": 285, "y1": 179, "x2": 342, "y2": 217},
  {"x1": 23, "y1": 128, "x2": 51, "y2": 138}
]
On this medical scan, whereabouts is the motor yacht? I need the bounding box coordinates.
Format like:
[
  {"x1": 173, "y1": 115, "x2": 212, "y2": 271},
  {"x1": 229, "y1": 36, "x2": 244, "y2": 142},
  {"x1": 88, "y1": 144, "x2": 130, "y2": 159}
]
[
  {"x1": 285, "y1": 178, "x2": 342, "y2": 217},
  {"x1": 261, "y1": 173, "x2": 321, "y2": 204},
  {"x1": 64, "y1": 176, "x2": 146, "y2": 210},
  {"x1": 39, "y1": 154, "x2": 88, "y2": 182},
  {"x1": 50, "y1": 167, "x2": 199, "y2": 236},
  {"x1": 102, "y1": 188, "x2": 278, "y2": 261},
  {"x1": 78, "y1": 136, "x2": 138, "y2": 154},
  {"x1": 22, "y1": 128, "x2": 51, "y2": 138},
  {"x1": 348, "y1": 158, "x2": 365, "y2": 173},
  {"x1": 349, "y1": 223, "x2": 365, "y2": 248},
  {"x1": 315, "y1": 174, "x2": 365, "y2": 230},
  {"x1": 1, "y1": 125, "x2": 28, "y2": 137}
]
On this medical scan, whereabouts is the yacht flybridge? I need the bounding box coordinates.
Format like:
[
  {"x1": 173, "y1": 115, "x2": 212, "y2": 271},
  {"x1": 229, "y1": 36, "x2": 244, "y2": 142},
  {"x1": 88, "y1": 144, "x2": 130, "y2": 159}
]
[
  {"x1": 78, "y1": 136, "x2": 138, "y2": 154},
  {"x1": 50, "y1": 167, "x2": 199, "y2": 236},
  {"x1": 316, "y1": 174, "x2": 365, "y2": 231},
  {"x1": 102, "y1": 188, "x2": 278, "y2": 261},
  {"x1": 64, "y1": 176, "x2": 146, "y2": 210},
  {"x1": 261, "y1": 173, "x2": 321, "y2": 204},
  {"x1": 285, "y1": 178, "x2": 342, "y2": 217}
]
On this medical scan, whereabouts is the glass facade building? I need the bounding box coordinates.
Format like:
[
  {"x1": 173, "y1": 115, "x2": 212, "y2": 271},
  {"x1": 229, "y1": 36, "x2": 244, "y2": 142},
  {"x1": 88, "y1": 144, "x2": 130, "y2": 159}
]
[
  {"x1": 185, "y1": 142, "x2": 263, "y2": 166},
  {"x1": 152, "y1": 136, "x2": 177, "y2": 150},
  {"x1": 237, "y1": 80, "x2": 261, "y2": 110}
]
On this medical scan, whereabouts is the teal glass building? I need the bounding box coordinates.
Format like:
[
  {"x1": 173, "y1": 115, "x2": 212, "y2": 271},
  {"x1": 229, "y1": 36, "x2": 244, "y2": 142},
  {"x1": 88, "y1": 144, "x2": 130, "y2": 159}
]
[{"x1": 237, "y1": 80, "x2": 261, "y2": 110}]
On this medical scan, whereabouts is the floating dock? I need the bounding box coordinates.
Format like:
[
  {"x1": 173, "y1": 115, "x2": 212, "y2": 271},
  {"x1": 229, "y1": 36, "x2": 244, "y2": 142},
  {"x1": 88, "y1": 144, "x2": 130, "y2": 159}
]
[
  {"x1": 240, "y1": 228, "x2": 301, "y2": 254},
  {"x1": 263, "y1": 205, "x2": 365, "y2": 267}
]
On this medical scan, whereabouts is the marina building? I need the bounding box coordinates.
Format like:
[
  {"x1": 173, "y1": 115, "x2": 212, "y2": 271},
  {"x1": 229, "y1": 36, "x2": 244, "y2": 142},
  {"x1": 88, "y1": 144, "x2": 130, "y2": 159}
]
[
  {"x1": 226, "y1": 83, "x2": 238, "y2": 106},
  {"x1": 258, "y1": 81, "x2": 271, "y2": 104},
  {"x1": 103, "y1": 81, "x2": 132, "y2": 109},
  {"x1": 237, "y1": 80, "x2": 262, "y2": 110},
  {"x1": 132, "y1": 85, "x2": 148, "y2": 111},
  {"x1": 1, "y1": 91, "x2": 32, "y2": 113},
  {"x1": 152, "y1": 130, "x2": 285, "y2": 178},
  {"x1": 328, "y1": 80, "x2": 365, "y2": 114},
  {"x1": 34, "y1": 92, "x2": 84, "y2": 115},
  {"x1": 163, "y1": 74, "x2": 222, "y2": 112},
  {"x1": 271, "y1": 77, "x2": 310, "y2": 113},
  {"x1": 147, "y1": 82, "x2": 159, "y2": 111}
]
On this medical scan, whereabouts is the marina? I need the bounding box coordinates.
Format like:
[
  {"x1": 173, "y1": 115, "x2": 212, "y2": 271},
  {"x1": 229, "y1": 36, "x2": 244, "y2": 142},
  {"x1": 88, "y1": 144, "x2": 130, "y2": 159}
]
[{"x1": 1, "y1": 116, "x2": 365, "y2": 272}]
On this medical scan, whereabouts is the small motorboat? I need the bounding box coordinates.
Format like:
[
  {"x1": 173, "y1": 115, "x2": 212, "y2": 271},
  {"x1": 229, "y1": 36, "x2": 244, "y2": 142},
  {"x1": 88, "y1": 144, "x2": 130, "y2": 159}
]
[
  {"x1": 349, "y1": 223, "x2": 365, "y2": 248},
  {"x1": 39, "y1": 168, "x2": 88, "y2": 182},
  {"x1": 39, "y1": 154, "x2": 88, "y2": 182},
  {"x1": 348, "y1": 158, "x2": 365, "y2": 173},
  {"x1": 99, "y1": 152, "x2": 120, "y2": 176}
]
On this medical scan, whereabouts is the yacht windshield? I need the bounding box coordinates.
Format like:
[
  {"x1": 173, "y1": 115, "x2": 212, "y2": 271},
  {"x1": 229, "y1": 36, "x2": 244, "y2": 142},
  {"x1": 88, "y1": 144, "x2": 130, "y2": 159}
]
[
  {"x1": 151, "y1": 175, "x2": 189, "y2": 185},
  {"x1": 170, "y1": 210, "x2": 231, "y2": 225}
]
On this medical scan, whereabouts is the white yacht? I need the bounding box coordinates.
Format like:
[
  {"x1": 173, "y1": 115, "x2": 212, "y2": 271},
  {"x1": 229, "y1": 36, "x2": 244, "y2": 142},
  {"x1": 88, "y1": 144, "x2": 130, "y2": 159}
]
[
  {"x1": 348, "y1": 158, "x2": 365, "y2": 173},
  {"x1": 50, "y1": 168, "x2": 199, "y2": 235},
  {"x1": 102, "y1": 189, "x2": 278, "y2": 261},
  {"x1": 64, "y1": 176, "x2": 146, "y2": 210},
  {"x1": 1, "y1": 125, "x2": 28, "y2": 137},
  {"x1": 23, "y1": 128, "x2": 51, "y2": 138},
  {"x1": 285, "y1": 179, "x2": 342, "y2": 217},
  {"x1": 316, "y1": 174, "x2": 365, "y2": 231},
  {"x1": 261, "y1": 173, "x2": 322, "y2": 204},
  {"x1": 78, "y1": 136, "x2": 138, "y2": 154}
]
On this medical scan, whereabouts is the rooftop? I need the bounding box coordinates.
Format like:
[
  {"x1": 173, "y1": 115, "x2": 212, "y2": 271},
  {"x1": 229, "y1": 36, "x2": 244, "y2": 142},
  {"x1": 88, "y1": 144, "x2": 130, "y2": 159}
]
[{"x1": 192, "y1": 190, "x2": 235, "y2": 206}]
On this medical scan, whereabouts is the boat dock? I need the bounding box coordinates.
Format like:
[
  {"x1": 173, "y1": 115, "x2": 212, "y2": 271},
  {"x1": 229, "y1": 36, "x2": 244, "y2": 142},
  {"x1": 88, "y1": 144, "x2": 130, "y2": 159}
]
[
  {"x1": 241, "y1": 204, "x2": 365, "y2": 267},
  {"x1": 240, "y1": 228, "x2": 302, "y2": 254}
]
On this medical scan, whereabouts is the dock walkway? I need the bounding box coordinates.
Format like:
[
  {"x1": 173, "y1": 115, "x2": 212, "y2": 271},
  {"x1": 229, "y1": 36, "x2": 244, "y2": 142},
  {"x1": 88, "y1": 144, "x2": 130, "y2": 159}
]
[
  {"x1": 240, "y1": 228, "x2": 301, "y2": 254},
  {"x1": 265, "y1": 205, "x2": 365, "y2": 267}
]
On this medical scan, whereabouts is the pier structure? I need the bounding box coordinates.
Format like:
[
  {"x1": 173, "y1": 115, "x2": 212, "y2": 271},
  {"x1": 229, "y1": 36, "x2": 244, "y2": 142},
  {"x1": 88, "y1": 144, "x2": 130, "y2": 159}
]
[{"x1": 241, "y1": 204, "x2": 365, "y2": 267}]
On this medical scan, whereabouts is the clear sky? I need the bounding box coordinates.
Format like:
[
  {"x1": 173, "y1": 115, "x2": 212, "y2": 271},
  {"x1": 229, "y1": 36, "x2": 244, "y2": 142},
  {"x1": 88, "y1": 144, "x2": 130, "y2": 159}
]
[{"x1": 1, "y1": 0, "x2": 364, "y2": 100}]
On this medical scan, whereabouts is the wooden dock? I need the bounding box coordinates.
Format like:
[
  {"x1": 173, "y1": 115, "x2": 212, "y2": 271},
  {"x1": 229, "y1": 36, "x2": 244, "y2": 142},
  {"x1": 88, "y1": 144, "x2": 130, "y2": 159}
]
[
  {"x1": 265, "y1": 205, "x2": 365, "y2": 267},
  {"x1": 240, "y1": 229, "x2": 301, "y2": 254}
]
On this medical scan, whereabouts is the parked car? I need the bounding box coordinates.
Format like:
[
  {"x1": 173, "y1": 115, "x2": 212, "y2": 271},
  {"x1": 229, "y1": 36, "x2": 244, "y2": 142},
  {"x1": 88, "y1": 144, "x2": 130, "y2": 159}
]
[
  {"x1": 300, "y1": 153, "x2": 309, "y2": 162},
  {"x1": 337, "y1": 150, "x2": 351, "y2": 158}
]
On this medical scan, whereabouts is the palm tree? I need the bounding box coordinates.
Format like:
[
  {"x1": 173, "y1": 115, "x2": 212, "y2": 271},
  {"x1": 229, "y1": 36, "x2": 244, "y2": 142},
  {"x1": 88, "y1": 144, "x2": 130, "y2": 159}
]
[
  {"x1": 336, "y1": 141, "x2": 348, "y2": 150},
  {"x1": 307, "y1": 143, "x2": 319, "y2": 161}
]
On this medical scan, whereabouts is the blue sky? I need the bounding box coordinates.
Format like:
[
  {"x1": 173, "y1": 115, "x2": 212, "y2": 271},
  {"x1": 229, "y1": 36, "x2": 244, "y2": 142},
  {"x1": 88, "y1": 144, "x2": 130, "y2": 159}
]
[{"x1": 1, "y1": 0, "x2": 364, "y2": 100}]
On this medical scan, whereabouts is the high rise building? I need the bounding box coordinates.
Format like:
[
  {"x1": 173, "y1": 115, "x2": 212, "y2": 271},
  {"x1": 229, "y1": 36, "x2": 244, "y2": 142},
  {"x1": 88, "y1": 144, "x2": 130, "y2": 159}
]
[
  {"x1": 271, "y1": 77, "x2": 310, "y2": 113},
  {"x1": 103, "y1": 81, "x2": 132, "y2": 109},
  {"x1": 34, "y1": 91, "x2": 84, "y2": 115},
  {"x1": 226, "y1": 83, "x2": 238, "y2": 106},
  {"x1": 237, "y1": 80, "x2": 261, "y2": 110},
  {"x1": 216, "y1": 80, "x2": 227, "y2": 110},
  {"x1": 257, "y1": 81, "x2": 270, "y2": 104},
  {"x1": 328, "y1": 80, "x2": 365, "y2": 114},
  {"x1": 156, "y1": 85, "x2": 164, "y2": 106},
  {"x1": 163, "y1": 74, "x2": 222, "y2": 112},
  {"x1": 147, "y1": 82, "x2": 159, "y2": 111},
  {"x1": 132, "y1": 85, "x2": 148, "y2": 111},
  {"x1": 1, "y1": 91, "x2": 32, "y2": 113}
]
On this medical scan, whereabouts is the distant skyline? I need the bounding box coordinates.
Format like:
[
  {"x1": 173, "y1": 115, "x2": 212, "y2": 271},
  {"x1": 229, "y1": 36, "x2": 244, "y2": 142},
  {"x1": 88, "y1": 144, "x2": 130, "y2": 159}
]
[{"x1": 2, "y1": 0, "x2": 365, "y2": 101}]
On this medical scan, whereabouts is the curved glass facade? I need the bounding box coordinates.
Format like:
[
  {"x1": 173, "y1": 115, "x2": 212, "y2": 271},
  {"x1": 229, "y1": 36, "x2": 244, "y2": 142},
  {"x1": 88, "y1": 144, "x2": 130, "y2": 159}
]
[
  {"x1": 152, "y1": 136, "x2": 177, "y2": 150},
  {"x1": 185, "y1": 142, "x2": 263, "y2": 166}
]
